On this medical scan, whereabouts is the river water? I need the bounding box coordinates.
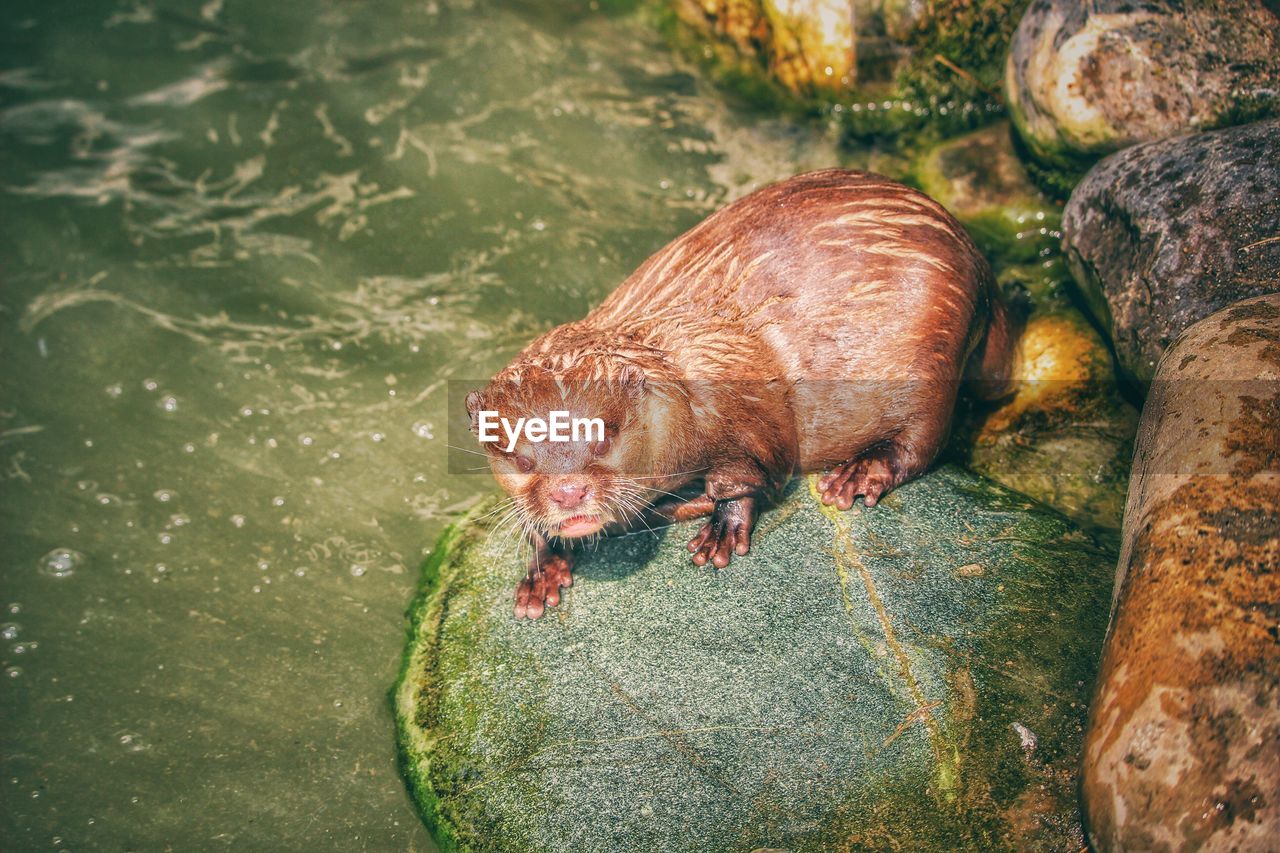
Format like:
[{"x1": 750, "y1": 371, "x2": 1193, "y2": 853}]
[{"x1": 0, "y1": 0, "x2": 888, "y2": 847}]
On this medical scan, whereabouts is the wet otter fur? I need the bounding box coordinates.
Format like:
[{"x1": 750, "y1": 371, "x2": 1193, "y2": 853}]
[{"x1": 466, "y1": 168, "x2": 1020, "y2": 619}]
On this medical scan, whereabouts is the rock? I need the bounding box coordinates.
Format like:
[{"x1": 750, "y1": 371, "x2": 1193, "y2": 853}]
[
  {"x1": 670, "y1": 0, "x2": 856, "y2": 97},
  {"x1": 1062, "y1": 118, "x2": 1280, "y2": 384},
  {"x1": 396, "y1": 466, "x2": 1116, "y2": 850},
  {"x1": 1082, "y1": 294, "x2": 1280, "y2": 851},
  {"x1": 666, "y1": 0, "x2": 1015, "y2": 112},
  {"x1": 915, "y1": 121, "x2": 1057, "y2": 253},
  {"x1": 1005, "y1": 0, "x2": 1280, "y2": 175},
  {"x1": 956, "y1": 287, "x2": 1138, "y2": 539}
]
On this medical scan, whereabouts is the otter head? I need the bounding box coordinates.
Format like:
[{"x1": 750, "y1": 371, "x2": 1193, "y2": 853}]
[{"x1": 466, "y1": 364, "x2": 659, "y2": 540}]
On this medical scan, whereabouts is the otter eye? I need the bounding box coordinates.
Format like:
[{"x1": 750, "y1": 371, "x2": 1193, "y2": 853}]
[
  {"x1": 514, "y1": 455, "x2": 534, "y2": 474},
  {"x1": 590, "y1": 436, "x2": 610, "y2": 456}
]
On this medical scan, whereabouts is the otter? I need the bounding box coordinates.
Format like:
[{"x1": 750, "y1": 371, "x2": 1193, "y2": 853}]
[{"x1": 465, "y1": 169, "x2": 1019, "y2": 619}]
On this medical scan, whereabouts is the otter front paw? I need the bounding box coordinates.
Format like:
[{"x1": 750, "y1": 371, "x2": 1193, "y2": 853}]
[
  {"x1": 687, "y1": 497, "x2": 756, "y2": 569},
  {"x1": 819, "y1": 449, "x2": 897, "y2": 510},
  {"x1": 514, "y1": 551, "x2": 573, "y2": 620}
]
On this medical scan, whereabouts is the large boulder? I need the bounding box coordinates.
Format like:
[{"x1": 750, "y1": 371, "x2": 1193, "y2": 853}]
[
  {"x1": 1062, "y1": 118, "x2": 1280, "y2": 383},
  {"x1": 1005, "y1": 0, "x2": 1280, "y2": 177},
  {"x1": 396, "y1": 466, "x2": 1116, "y2": 850},
  {"x1": 1082, "y1": 293, "x2": 1280, "y2": 850}
]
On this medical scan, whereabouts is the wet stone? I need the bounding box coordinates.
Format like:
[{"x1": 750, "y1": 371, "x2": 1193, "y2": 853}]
[
  {"x1": 1005, "y1": 0, "x2": 1280, "y2": 175},
  {"x1": 1082, "y1": 293, "x2": 1280, "y2": 851},
  {"x1": 1062, "y1": 117, "x2": 1280, "y2": 384},
  {"x1": 396, "y1": 465, "x2": 1115, "y2": 851}
]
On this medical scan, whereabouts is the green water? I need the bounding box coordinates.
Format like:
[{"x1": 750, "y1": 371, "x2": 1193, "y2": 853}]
[{"x1": 0, "y1": 0, "x2": 883, "y2": 847}]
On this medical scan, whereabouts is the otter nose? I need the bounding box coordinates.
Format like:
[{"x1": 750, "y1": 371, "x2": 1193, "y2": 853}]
[{"x1": 549, "y1": 482, "x2": 589, "y2": 510}]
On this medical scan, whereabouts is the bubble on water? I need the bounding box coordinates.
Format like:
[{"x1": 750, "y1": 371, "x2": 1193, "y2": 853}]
[
  {"x1": 158, "y1": 395, "x2": 178, "y2": 412},
  {"x1": 1, "y1": 624, "x2": 19, "y2": 641},
  {"x1": 153, "y1": 489, "x2": 176, "y2": 503},
  {"x1": 84, "y1": 439, "x2": 94, "y2": 448},
  {"x1": 105, "y1": 383, "x2": 123, "y2": 398},
  {"x1": 349, "y1": 564, "x2": 366, "y2": 578},
  {"x1": 40, "y1": 548, "x2": 83, "y2": 578},
  {"x1": 118, "y1": 732, "x2": 148, "y2": 752},
  {"x1": 4, "y1": 666, "x2": 20, "y2": 679},
  {"x1": 298, "y1": 434, "x2": 314, "y2": 446},
  {"x1": 293, "y1": 567, "x2": 307, "y2": 577},
  {"x1": 11, "y1": 643, "x2": 33, "y2": 654},
  {"x1": 257, "y1": 560, "x2": 270, "y2": 571},
  {"x1": 328, "y1": 450, "x2": 341, "y2": 460},
  {"x1": 76, "y1": 480, "x2": 96, "y2": 491},
  {"x1": 239, "y1": 406, "x2": 254, "y2": 417},
  {"x1": 95, "y1": 493, "x2": 121, "y2": 507},
  {"x1": 157, "y1": 533, "x2": 172, "y2": 545},
  {"x1": 265, "y1": 437, "x2": 278, "y2": 448},
  {"x1": 142, "y1": 379, "x2": 158, "y2": 392},
  {"x1": 168, "y1": 513, "x2": 189, "y2": 527},
  {"x1": 230, "y1": 514, "x2": 246, "y2": 528},
  {"x1": 251, "y1": 585, "x2": 261, "y2": 593},
  {"x1": 411, "y1": 421, "x2": 434, "y2": 439},
  {"x1": 154, "y1": 563, "x2": 168, "y2": 574},
  {"x1": 183, "y1": 443, "x2": 196, "y2": 453},
  {"x1": 6, "y1": 604, "x2": 19, "y2": 615},
  {"x1": 333, "y1": 700, "x2": 343, "y2": 708},
  {"x1": 370, "y1": 432, "x2": 385, "y2": 442},
  {"x1": 271, "y1": 496, "x2": 285, "y2": 507}
]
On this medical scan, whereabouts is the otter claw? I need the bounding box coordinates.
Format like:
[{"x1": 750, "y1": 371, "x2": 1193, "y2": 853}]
[
  {"x1": 514, "y1": 552, "x2": 573, "y2": 620},
  {"x1": 821, "y1": 452, "x2": 897, "y2": 510},
  {"x1": 687, "y1": 497, "x2": 756, "y2": 569}
]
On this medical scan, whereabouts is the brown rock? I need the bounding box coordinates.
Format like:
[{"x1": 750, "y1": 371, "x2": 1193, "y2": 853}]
[{"x1": 1083, "y1": 294, "x2": 1280, "y2": 851}]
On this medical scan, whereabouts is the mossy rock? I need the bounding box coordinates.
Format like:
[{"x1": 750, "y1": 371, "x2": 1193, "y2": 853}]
[
  {"x1": 914, "y1": 121, "x2": 1059, "y2": 259},
  {"x1": 953, "y1": 282, "x2": 1138, "y2": 541},
  {"x1": 395, "y1": 466, "x2": 1115, "y2": 851}
]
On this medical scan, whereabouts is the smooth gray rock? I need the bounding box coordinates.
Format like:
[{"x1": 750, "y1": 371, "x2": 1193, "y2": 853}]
[
  {"x1": 1083, "y1": 293, "x2": 1280, "y2": 851},
  {"x1": 396, "y1": 466, "x2": 1116, "y2": 851},
  {"x1": 1062, "y1": 118, "x2": 1280, "y2": 383},
  {"x1": 1005, "y1": 0, "x2": 1280, "y2": 172}
]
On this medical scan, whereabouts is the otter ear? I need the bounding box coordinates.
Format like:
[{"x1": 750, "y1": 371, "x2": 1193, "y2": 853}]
[
  {"x1": 618, "y1": 364, "x2": 646, "y2": 400},
  {"x1": 464, "y1": 390, "x2": 485, "y2": 433}
]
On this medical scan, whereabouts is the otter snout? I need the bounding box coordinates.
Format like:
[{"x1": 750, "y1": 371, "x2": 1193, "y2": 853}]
[{"x1": 549, "y1": 481, "x2": 590, "y2": 510}]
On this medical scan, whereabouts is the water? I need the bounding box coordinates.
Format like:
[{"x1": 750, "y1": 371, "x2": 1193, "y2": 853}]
[{"x1": 0, "y1": 0, "x2": 871, "y2": 847}]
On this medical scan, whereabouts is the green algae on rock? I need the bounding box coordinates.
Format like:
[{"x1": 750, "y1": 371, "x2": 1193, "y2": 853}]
[
  {"x1": 395, "y1": 466, "x2": 1114, "y2": 851},
  {"x1": 951, "y1": 260, "x2": 1138, "y2": 540},
  {"x1": 1083, "y1": 294, "x2": 1280, "y2": 851},
  {"x1": 914, "y1": 121, "x2": 1058, "y2": 259}
]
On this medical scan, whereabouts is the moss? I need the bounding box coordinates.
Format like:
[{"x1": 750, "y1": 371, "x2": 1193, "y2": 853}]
[{"x1": 892, "y1": 0, "x2": 1030, "y2": 107}]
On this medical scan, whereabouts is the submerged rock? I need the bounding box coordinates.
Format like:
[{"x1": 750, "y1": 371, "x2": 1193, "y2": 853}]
[
  {"x1": 1005, "y1": 0, "x2": 1280, "y2": 177},
  {"x1": 396, "y1": 466, "x2": 1115, "y2": 851},
  {"x1": 1082, "y1": 294, "x2": 1280, "y2": 851},
  {"x1": 1062, "y1": 118, "x2": 1280, "y2": 384}
]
